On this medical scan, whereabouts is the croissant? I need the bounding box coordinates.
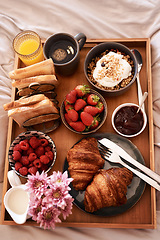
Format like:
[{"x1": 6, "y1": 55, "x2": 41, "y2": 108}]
[
  {"x1": 67, "y1": 137, "x2": 105, "y2": 191},
  {"x1": 84, "y1": 167, "x2": 133, "y2": 212}
]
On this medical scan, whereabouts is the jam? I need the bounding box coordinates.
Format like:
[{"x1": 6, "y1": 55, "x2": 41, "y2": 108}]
[{"x1": 114, "y1": 105, "x2": 144, "y2": 135}]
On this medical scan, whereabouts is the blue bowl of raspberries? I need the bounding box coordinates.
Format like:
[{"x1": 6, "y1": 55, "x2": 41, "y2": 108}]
[
  {"x1": 8, "y1": 131, "x2": 57, "y2": 178},
  {"x1": 60, "y1": 84, "x2": 107, "y2": 134}
]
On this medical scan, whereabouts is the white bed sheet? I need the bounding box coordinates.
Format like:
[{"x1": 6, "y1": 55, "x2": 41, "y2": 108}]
[{"x1": 0, "y1": 0, "x2": 160, "y2": 238}]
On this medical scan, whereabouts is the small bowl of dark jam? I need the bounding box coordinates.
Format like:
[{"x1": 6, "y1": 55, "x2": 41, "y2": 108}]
[{"x1": 112, "y1": 103, "x2": 147, "y2": 137}]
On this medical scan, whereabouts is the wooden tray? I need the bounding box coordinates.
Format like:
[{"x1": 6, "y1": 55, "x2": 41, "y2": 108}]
[{"x1": 0, "y1": 38, "x2": 156, "y2": 229}]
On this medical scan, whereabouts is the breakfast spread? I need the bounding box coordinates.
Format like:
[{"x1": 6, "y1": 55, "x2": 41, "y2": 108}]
[
  {"x1": 93, "y1": 51, "x2": 132, "y2": 87},
  {"x1": 84, "y1": 167, "x2": 133, "y2": 212},
  {"x1": 3, "y1": 33, "x2": 148, "y2": 227}
]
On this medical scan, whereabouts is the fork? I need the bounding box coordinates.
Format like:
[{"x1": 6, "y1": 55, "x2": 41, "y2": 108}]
[{"x1": 98, "y1": 144, "x2": 160, "y2": 191}]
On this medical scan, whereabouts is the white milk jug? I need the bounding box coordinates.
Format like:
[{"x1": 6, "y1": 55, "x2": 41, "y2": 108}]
[{"x1": 4, "y1": 170, "x2": 30, "y2": 224}]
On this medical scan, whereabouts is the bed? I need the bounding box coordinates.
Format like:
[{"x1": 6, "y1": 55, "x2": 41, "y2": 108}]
[{"x1": 0, "y1": 0, "x2": 160, "y2": 239}]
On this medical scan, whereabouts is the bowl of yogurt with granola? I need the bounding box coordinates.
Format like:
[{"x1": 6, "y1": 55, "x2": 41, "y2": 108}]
[{"x1": 84, "y1": 42, "x2": 138, "y2": 96}]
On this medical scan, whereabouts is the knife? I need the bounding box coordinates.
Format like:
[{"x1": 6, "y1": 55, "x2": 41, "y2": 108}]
[{"x1": 98, "y1": 138, "x2": 160, "y2": 184}]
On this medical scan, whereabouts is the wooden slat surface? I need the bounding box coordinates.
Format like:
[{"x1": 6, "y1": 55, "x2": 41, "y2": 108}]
[{"x1": 0, "y1": 38, "x2": 156, "y2": 228}]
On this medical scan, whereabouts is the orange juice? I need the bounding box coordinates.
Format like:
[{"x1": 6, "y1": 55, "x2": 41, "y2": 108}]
[
  {"x1": 19, "y1": 39, "x2": 40, "y2": 55},
  {"x1": 18, "y1": 39, "x2": 44, "y2": 65},
  {"x1": 13, "y1": 31, "x2": 44, "y2": 66}
]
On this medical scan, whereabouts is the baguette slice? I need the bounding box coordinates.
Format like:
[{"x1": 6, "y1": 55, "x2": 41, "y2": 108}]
[
  {"x1": 12, "y1": 75, "x2": 59, "y2": 89},
  {"x1": 23, "y1": 113, "x2": 60, "y2": 127},
  {"x1": 3, "y1": 94, "x2": 47, "y2": 111},
  {"x1": 17, "y1": 85, "x2": 55, "y2": 97},
  {"x1": 9, "y1": 59, "x2": 55, "y2": 80},
  {"x1": 8, "y1": 98, "x2": 59, "y2": 127}
]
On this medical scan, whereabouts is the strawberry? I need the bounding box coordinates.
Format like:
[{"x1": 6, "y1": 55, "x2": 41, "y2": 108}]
[
  {"x1": 74, "y1": 84, "x2": 90, "y2": 97},
  {"x1": 64, "y1": 113, "x2": 72, "y2": 125},
  {"x1": 68, "y1": 109, "x2": 79, "y2": 122},
  {"x1": 70, "y1": 121, "x2": 86, "y2": 132},
  {"x1": 65, "y1": 89, "x2": 77, "y2": 104},
  {"x1": 84, "y1": 105, "x2": 99, "y2": 116},
  {"x1": 96, "y1": 101, "x2": 104, "y2": 113},
  {"x1": 87, "y1": 94, "x2": 100, "y2": 105},
  {"x1": 90, "y1": 118, "x2": 100, "y2": 130},
  {"x1": 80, "y1": 112, "x2": 94, "y2": 126},
  {"x1": 65, "y1": 103, "x2": 73, "y2": 112},
  {"x1": 74, "y1": 99, "x2": 87, "y2": 111}
]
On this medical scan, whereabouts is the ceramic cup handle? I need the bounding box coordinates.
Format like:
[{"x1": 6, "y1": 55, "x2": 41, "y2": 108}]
[{"x1": 74, "y1": 33, "x2": 86, "y2": 51}]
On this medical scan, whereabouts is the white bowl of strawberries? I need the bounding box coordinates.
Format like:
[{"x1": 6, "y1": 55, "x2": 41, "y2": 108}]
[{"x1": 60, "y1": 84, "x2": 107, "y2": 134}]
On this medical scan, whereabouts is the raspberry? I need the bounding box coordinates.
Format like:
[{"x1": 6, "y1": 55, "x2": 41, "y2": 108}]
[
  {"x1": 13, "y1": 144, "x2": 22, "y2": 152},
  {"x1": 40, "y1": 138, "x2": 49, "y2": 147},
  {"x1": 28, "y1": 166, "x2": 38, "y2": 175},
  {"x1": 20, "y1": 156, "x2": 29, "y2": 166},
  {"x1": 29, "y1": 136, "x2": 40, "y2": 149},
  {"x1": 45, "y1": 151, "x2": 54, "y2": 161},
  {"x1": 28, "y1": 152, "x2": 37, "y2": 162},
  {"x1": 27, "y1": 147, "x2": 34, "y2": 155},
  {"x1": 19, "y1": 140, "x2": 30, "y2": 151},
  {"x1": 15, "y1": 162, "x2": 22, "y2": 171},
  {"x1": 45, "y1": 146, "x2": 51, "y2": 152},
  {"x1": 40, "y1": 155, "x2": 50, "y2": 164},
  {"x1": 33, "y1": 159, "x2": 42, "y2": 168},
  {"x1": 35, "y1": 146, "x2": 45, "y2": 157},
  {"x1": 19, "y1": 167, "x2": 28, "y2": 176},
  {"x1": 12, "y1": 150, "x2": 21, "y2": 161},
  {"x1": 28, "y1": 162, "x2": 33, "y2": 167},
  {"x1": 40, "y1": 164, "x2": 48, "y2": 172}
]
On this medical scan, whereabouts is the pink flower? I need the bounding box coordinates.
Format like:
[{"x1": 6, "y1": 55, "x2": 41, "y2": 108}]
[
  {"x1": 61, "y1": 197, "x2": 74, "y2": 220},
  {"x1": 26, "y1": 171, "x2": 48, "y2": 198},
  {"x1": 49, "y1": 171, "x2": 73, "y2": 190},
  {"x1": 28, "y1": 197, "x2": 42, "y2": 221},
  {"x1": 25, "y1": 171, "x2": 73, "y2": 230},
  {"x1": 37, "y1": 206, "x2": 61, "y2": 229}
]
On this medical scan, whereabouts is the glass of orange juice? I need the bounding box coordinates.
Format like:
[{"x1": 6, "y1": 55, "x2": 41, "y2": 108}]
[{"x1": 13, "y1": 30, "x2": 44, "y2": 66}]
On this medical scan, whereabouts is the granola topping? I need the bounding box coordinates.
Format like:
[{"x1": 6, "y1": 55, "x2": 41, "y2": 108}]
[{"x1": 93, "y1": 51, "x2": 132, "y2": 87}]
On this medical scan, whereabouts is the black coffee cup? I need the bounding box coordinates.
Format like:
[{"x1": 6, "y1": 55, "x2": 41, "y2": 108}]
[{"x1": 43, "y1": 32, "x2": 86, "y2": 76}]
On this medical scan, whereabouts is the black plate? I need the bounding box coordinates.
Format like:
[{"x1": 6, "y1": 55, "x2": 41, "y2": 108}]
[{"x1": 63, "y1": 132, "x2": 146, "y2": 216}]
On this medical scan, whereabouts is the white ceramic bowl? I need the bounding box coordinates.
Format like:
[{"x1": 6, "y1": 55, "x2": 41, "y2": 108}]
[{"x1": 112, "y1": 103, "x2": 147, "y2": 138}]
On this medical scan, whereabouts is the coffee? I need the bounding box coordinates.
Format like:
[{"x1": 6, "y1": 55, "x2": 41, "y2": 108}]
[
  {"x1": 43, "y1": 32, "x2": 86, "y2": 75},
  {"x1": 49, "y1": 40, "x2": 76, "y2": 64}
]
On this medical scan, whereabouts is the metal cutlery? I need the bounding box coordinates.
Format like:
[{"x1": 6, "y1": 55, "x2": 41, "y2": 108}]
[
  {"x1": 132, "y1": 49, "x2": 144, "y2": 111},
  {"x1": 98, "y1": 144, "x2": 160, "y2": 191},
  {"x1": 98, "y1": 138, "x2": 160, "y2": 184}
]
